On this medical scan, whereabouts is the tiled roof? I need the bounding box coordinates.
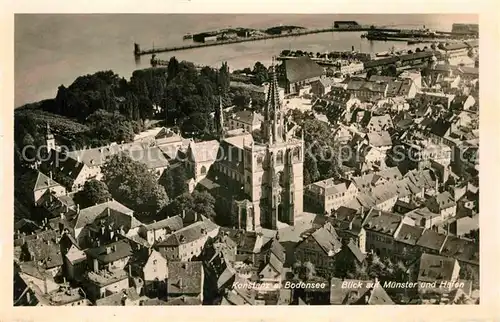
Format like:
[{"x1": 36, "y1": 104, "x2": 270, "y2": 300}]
[
  {"x1": 145, "y1": 215, "x2": 183, "y2": 232},
  {"x1": 166, "y1": 296, "x2": 202, "y2": 305},
  {"x1": 41, "y1": 149, "x2": 85, "y2": 187},
  {"x1": 188, "y1": 140, "x2": 220, "y2": 163},
  {"x1": 440, "y1": 235, "x2": 479, "y2": 265},
  {"x1": 32, "y1": 172, "x2": 62, "y2": 191},
  {"x1": 330, "y1": 278, "x2": 392, "y2": 304},
  {"x1": 95, "y1": 287, "x2": 140, "y2": 306},
  {"x1": 73, "y1": 200, "x2": 134, "y2": 231},
  {"x1": 362, "y1": 209, "x2": 402, "y2": 236},
  {"x1": 159, "y1": 219, "x2": 218, "y2": 247},
  {"x1": 85, "y1": 239, "x2": 133, "y2": 264},
  {"x1": 284, "y1": 57, "x2": 325, "y2": 83},
  {"x1": 125, "y1": 146, "x2": 169, "y2": 169},
  {"x1": 310, "y1": 223, "x2": 342, "y2": 255},
  {"x1": 229, "y1": 110, "x2": 264, "y2": 126},
  {"x1": 416, "y1": 229, "x2": 447, "y2": 252},
  {"x1": 167, "y1": 261, "x2": 203, "y2": 295},
  {"x1": 353, "y1": 284, "x2": 394, "y2": 305},
  {"x1": 394, "y1": 223, "x2": 425, "y2": 245},
  {"x1": 366, "y1": 130, "x2": 392, "y2": 147},
  {"x1": 428, "y1": 191, "x2": 456, "y2": 210},
  {"x1": 345, "y1": 240, "x2": 366, "y2": 263},
  {"x1": 25, "y1": 233, "x2": 63, "y2": 269},
  {"x1": 418, "y1": 253, "x2": 458, "y2": 282}
]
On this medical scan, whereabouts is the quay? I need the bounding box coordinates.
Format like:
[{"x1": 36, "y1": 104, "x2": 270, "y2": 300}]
[{"x1": 134, "y1": 26, "x2": 398, "y2": 56}]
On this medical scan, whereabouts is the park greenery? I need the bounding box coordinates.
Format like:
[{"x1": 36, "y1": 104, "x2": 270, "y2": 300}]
[
  {"x1": 101, "y1": 154, "x2": 169, "y2": 216},
  {"x1": 74, "y1": 179, "x2": 112, "y2": 208}
]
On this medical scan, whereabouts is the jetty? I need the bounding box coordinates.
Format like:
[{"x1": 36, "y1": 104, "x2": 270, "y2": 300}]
[{"x1": 134, "y1": 26, "x2": 397, "y2": 57}]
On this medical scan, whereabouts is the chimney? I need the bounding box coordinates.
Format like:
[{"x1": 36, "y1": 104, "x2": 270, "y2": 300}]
[
  {"x1": 349, "y1": 221, "x2": 353, "y2": 230},
  {"x1": 360, "y1": 206, "x2": 364, "y2": 216},
  {"x1": 128, "y1": 263, "x2": 132, "y2": 277},
  {"x1": 26, "y1": 290, "x2": 31, "y2": 303},
  {"x1": 106, "y1": 247, "x2": 112, "y2": 254},
  {"x1": 49, "y1": 171, "x2": 53, "y2": 180},
  {"x1": 96, "y1": 239, "x2": 101, "y2": 247},
  {"x1": 107, "y1": 208, "x2": 110, "y2": 216},
  {"x1": 182, "y1": 209, "x2": 186, "y2": 219},
  {"x1": 101, "y1": 226, "x2": 105, "y2": 236},
  {"x1": 110, "y1": 230, "x2": 115, "y2": 240},
  {"x1": 93, "y1": 258, "x2": 99, "y2": 272},
  {"x1": 77, "y1": 204, "x2": 80, "y2": 213}
]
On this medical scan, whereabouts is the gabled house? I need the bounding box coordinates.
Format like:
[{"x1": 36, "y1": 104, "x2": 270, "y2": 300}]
[
  {"x1": 137, "y1": 215, "x2": 184, "y2": 246},
  {"x1": 21, "y1": 230, "x2": 63, "y2": 277},
  {"x1": 425, "y1": 191, "x2": 457, "y2": 221},
  {"x1": 294, "y1": 222, "x2": 342, "y2": 276},
  {"x1": 330, "y1": 278, "x2": 393, "y2": 305},
  {"x1": 18, "y1": 170, "x2": 67, "y2": 206},
  {"x1": 129, "y1": 249, "x2": 169, "y2": 298},
  {"x1": 281, "y1": 57, "x2": 325, "y2": 94},
  {"x1": 39, "y1": 149, "x2": 93, "y2": 192},
  {"x1": 157, "y1": 218, "x2": 219, "y2": 262},
  {"x1": 186, "y1": 140, "x2": 220, "y2": 183},
  {"x1": 416, "y1": 253, "x2": 460, "y2": 294},
  {"x1": 257, "y1": 238, "x2": 285, "y2": 284},
  {"x1": 167, "y1": 261, "x2": 204, "y2": 303}
]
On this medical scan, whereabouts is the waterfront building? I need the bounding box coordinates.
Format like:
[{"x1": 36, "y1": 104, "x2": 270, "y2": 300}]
[{"x1": 280, "y1": 56, "x2": 325, "y2": 94}]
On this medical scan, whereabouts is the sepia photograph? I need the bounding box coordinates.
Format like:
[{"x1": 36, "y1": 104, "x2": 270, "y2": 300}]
[{"x1": 12, "y1": 13, "x2": 481, "y2": 307}]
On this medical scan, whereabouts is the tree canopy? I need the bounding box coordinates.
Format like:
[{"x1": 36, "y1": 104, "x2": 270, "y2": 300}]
[
  {"x1": 101, "y1": 153, "x2": 169, "y2": 215},
  {"x1": 168, "y1": 190, "x2": 216, "y2": 221},
  {"x1": 75, "y1": 179, "x2": 112, "y2": 208}
]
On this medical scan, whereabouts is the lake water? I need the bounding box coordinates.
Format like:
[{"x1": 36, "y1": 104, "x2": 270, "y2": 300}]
[{"x1": 15, "y1": 14, "x2": 477, "y2": 107}]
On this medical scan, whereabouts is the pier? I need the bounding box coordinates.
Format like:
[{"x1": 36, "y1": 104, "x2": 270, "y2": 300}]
[
  {"x1": 134, "y1": 26, "x2": 397, "y2": 56},
  {"x1": 135, "y1": 24, "x2": 472, "y2": 57}
]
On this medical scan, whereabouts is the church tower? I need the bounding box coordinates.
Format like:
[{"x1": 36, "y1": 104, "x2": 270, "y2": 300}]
[
  {"x1": 241, "y1": 58, "x2": 304, "y2": 231},
  {"x1": 261, "y1": 59, "x2": 286, "y2": 145},
  {"x1": 45, "y1": 123, "x2": 56, "y2": 151}
]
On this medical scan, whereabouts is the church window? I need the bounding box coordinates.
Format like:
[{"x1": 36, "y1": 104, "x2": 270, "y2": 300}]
[
  {"x1": 293, "y1": 147, "x2": 301, "y2": 161},
  {"x1": 200, "y1": 166, "x2": 207, "y2": 175},
  {"x1": 257, "y1": 155, "x2": 263, "y2": 164},
  {"x1": 276, "y1": 151, "x2": 284, "y2": 164}
]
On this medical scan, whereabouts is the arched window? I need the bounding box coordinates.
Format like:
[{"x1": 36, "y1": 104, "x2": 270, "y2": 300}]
[
  {"x1": 256, "y1": 154, "x2": 263, "y2": 165},
  {"x1": 200, "y1": 166, "x2": 207, "y2": 175},
  {"x1": 276, "y1": 150, "x2": 284, "y2": 164},
  {"x1": 293, "y1": 147, "x2": 301, "y2": 161}
]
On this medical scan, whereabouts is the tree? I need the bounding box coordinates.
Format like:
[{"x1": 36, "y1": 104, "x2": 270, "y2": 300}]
[
  {"x1": 381, "y1": 64, "x2": 398, "y2": 77},
  {"x1": 102, "y1": 153, "x2": 169, "y2": 215},
  {"x1": 76, "y1": 179, "x2": 112, "y2": 208},
  {"x1": 169, "y1": 190, "x2": 216, "y2": 221},
  {"x1": 162, "y1": 165, "x2": 188, "y2": 198},
  {"x1": 167, "y1": 56, "x2": 180, "y2": 83},
  {"x1": 252, "y1": 61, "x2": 269, "y2": 85}
]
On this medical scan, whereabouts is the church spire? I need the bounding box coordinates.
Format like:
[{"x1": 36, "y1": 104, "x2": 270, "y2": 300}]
[
  {"x1": 261, "y1": 57, "x2": 284, "y2": 144},
  {"x1": 215, "y1": 91, "x2": 225, "y2": 139}
]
